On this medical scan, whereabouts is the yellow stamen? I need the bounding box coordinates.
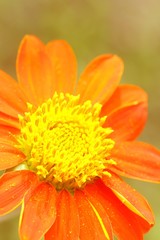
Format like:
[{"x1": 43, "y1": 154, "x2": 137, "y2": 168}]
[{"x1": 17, "y1": 93, "x2": 115, "y2": 191}]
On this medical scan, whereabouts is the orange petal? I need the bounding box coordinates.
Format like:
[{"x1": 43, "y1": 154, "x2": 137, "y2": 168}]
[
  {"x1": 19, "y1": 182, "x2": 57, "y2": 240},
  {"x1": 0, "y1": 124, "x2": 20, "y2": 138},
  {"x1": 0, "y1": 138, "x2": 25, "y2": 170},
  {"x1": 0, "y1": 112, "x2": 20, "y2": 129},
  {"x1": 0, "y1": 170, "x2": 36, "y2": 215},
  {"x1": 46, "y1": 40, "x2": 77, "y2": 94},
  {"x1": 74, "y1": 190, "x2": 113, "y2": 240},
  {"x1": 45, "y1": 190, "x2": 80, "y2": 240},
  {"x1": 0, "y1": 70, "x2": 27, "y2": 117},
  {"x1": 85, "y1": 179, "x2": 152, "y2": 240},
  {"x1": 102, "y1": 172, "x2": 154, "y2": 224},
  {"x1": 101, "y1": 84, "x2": 147, "y2": 115},
  {"x1": 83, "y1": 188, "x2": 113, "y2": 240},
  {"x1": 104, "y1": 102, "x2": 147, "y2": 141},
  {"x1": 110, "y1": 141, "x2": 160, "y2": 182},
  {"x1": 76, "y1": 54, "x2": 124, "y2": 104},
  {"x1": 16, "y1": 35, "x2": 55, "y2": 106}
]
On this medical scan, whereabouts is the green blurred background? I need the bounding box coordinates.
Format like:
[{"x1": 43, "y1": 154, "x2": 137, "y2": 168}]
[{"x1": 0, "y1": 0, "x2": 160, "y2": 239}]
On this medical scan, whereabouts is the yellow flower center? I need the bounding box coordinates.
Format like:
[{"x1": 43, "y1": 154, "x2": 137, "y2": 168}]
[{"x1": 17, "y1": 93, "x2": 115, "y2": 191}]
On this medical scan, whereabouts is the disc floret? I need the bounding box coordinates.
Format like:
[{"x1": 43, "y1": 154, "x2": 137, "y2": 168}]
[{"x1": 17, "y1": 93, "x2": 115, "y2": 191}]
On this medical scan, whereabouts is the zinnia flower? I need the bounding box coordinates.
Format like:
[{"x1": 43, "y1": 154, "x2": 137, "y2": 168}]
[{"x1": 0, "y1": 35, "x2": 160, "y2": 240}]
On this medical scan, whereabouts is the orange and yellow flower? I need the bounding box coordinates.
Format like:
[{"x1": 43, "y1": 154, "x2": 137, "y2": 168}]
[{"x1": 0, "y1": 35, "x2": 160, "y2": 240}]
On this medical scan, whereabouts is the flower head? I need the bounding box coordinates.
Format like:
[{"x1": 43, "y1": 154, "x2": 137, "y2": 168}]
[{"x1": 0, "y1": 35, "x2": 160, "y2": 240}]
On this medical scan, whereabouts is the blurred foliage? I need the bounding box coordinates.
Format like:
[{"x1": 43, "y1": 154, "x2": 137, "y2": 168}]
[{"x1": 0, "y1": 0, "x2": 160, "y2": 239}]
